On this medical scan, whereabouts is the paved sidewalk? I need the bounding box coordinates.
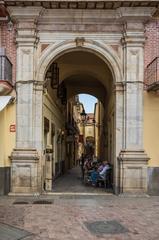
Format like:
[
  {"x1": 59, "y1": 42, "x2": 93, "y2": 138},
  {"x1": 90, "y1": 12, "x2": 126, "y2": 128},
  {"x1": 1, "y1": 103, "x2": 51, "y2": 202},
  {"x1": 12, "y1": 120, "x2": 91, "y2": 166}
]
[{"x1": 0, "y1": 194, "x2": 159, "y2": 240}]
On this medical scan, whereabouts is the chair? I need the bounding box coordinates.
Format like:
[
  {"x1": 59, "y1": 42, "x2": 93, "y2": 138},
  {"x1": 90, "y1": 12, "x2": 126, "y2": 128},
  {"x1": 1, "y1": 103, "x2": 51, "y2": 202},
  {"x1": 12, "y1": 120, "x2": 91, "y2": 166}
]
[
  {"x1": 105, "y1": 167, "x2": 113, "y2": 188},
  {"x1": 97, "y1": 166, "x2": 113, "y2": 189}
]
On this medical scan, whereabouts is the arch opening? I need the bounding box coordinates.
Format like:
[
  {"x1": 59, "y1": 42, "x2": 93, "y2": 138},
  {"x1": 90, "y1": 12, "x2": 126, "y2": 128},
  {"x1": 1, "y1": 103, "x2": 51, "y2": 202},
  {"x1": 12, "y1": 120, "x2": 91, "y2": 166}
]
[
  {"x1": 42, "y1": 48, "x2": 117, "y2": 193},
  {"x1": 37, "y1": 40, "x2": 122, "y2": 85}
]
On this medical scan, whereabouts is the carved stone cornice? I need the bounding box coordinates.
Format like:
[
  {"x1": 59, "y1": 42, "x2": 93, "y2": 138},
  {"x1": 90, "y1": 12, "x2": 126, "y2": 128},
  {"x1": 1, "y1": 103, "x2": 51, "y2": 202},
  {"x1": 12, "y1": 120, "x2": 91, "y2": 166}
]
[
  {"x1": 119, "y1": 7, "x2": 155, "y2": 46},
  {"x1": 36, "y1": 7, "x2": 156, "y2": 34},
  {"x1": 121, "y1": 32, "x2": 146, "y2": 47},
  {"x1": 4, "y1": 1, "x2": 159, "y2": 10},
  {"x1": 8, "y1": 6, "x2": 43, "y2": 46},
  {"x1": 7, "y1": 5, "x2": 156, "y2": 45},
  {"x1": 117, "y1": 7, "x2": 156, "y2": 21},
  {"x1": 8, "y1": 6, "x2": 43, "y2": 23},
  {"x1": 121, "y1": 21, "x2": 146, "y2": 47},
  {"x1": 8, "y1": 6, "x2": 156, "y2": 27}
]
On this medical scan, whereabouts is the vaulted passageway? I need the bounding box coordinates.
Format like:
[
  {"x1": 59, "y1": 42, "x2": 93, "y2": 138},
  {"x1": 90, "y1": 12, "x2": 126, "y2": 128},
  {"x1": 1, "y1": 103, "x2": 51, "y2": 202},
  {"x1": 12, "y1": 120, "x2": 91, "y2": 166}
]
[{"x1": 42, "y1": 50, "x2": 116, "y2": 192}]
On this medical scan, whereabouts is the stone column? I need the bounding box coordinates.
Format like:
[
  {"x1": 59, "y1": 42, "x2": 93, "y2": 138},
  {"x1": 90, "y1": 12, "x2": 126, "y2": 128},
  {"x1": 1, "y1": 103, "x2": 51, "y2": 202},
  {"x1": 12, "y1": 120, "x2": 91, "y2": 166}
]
[
  {"x1": 114, "y1": 82, "x2": 124, "y2": 194},
  {"x1": 8, "y1": 7, "x2": 43, "y2": 194},
  {"x1": 119, "y1": 21, "x2": 149, "y2": 193}
]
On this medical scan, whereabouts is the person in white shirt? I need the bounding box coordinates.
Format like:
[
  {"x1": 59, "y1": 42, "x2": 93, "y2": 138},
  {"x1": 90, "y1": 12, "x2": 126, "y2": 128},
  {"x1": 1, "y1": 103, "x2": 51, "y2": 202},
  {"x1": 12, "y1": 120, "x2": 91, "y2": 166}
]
[{"x1": 99, "y1": 161, "x2": 110, "y2": 179}]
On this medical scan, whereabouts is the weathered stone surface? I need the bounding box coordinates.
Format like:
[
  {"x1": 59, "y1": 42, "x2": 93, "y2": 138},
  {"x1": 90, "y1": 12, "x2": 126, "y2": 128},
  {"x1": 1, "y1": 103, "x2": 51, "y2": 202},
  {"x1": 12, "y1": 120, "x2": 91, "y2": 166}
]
[
  {"x1": 10, "y1": 149, "x2": 39, "y2": 194},
  {"x1": 118, "y1": 150, "x2": 149, "y2": 193}
]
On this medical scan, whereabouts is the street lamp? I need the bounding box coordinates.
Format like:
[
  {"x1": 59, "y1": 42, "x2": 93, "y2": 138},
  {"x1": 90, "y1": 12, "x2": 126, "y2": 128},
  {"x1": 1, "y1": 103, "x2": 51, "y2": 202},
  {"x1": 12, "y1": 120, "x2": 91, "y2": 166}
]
[
  {"x1": 92, "y1": 118, "x2": 100, "y2": 127},
  {"x1": 80, "y1": 109, "x2": 87, "y2": 123},
  {"x1": 46, "y1": 62, "x2": 59, "y2": 89}
]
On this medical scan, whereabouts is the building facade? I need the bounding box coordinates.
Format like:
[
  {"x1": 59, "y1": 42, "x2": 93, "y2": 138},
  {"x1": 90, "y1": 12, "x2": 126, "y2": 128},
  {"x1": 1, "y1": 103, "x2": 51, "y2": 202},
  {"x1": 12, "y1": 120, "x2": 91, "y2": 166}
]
[
  {"x1": 0, "y1": 2, "x2": 16, "y2": 195},
  {"x1": 1, "y1": 0, "x2": 159, "y2": 195}
]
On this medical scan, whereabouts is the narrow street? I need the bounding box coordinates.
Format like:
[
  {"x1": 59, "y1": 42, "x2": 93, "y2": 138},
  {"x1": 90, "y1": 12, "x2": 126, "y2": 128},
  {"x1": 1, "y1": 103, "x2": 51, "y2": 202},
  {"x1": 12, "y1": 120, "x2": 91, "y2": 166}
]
[{"x1": 52, "y1": 166, "x2": 112, "y2": 193}]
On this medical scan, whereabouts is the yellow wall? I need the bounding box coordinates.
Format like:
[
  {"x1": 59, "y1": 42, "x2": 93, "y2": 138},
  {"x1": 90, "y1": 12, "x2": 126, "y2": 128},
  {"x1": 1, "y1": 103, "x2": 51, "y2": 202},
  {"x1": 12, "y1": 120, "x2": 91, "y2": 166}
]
[
  {"x1": 85, "y1": 125, "x2": 94, "y2": 139},
  {"x1": 0, "y1": 103, "x2": 16, "y2": 167},
  {"x1": 43, "y1": 84, "x2": 66, "y2": 175},
  {"x1": 144, "y1": 92, "x2": 159, "y2": 166}
]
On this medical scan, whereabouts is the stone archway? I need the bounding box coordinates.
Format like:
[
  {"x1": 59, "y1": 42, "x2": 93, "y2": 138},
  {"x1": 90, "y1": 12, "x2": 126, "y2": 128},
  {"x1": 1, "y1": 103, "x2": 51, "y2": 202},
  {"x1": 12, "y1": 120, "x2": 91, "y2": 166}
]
[
  {"x1": 37, "y1": 39, "x2": 122, "y2": 84},
  {"x1": 36, "y1": 40, "x2": 124, "y2": 194},
  {"x1": 9, "y1": 8, "x2": 150, "y2": 195}
]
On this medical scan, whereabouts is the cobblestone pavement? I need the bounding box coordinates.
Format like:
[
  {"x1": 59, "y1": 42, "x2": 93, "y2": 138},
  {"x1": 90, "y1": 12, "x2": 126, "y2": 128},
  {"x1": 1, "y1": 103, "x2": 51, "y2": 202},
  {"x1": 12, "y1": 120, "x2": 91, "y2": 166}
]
[
  {"x1": 0, "y1": 167, "x2": 158, "y2": 240},
  {"x1": 0, "y1": 194, "x2": 159, "y2": 240}
]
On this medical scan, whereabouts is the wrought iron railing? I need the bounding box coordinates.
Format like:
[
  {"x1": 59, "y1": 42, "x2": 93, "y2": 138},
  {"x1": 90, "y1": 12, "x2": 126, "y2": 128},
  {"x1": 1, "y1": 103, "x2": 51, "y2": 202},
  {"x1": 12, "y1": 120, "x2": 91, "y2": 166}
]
[
  {"x1": 0, "y1": 55, "x2": 12, "y2": 84},
  {"x1": 145, "y1": 57, "x2": 159, "y2": 91}
]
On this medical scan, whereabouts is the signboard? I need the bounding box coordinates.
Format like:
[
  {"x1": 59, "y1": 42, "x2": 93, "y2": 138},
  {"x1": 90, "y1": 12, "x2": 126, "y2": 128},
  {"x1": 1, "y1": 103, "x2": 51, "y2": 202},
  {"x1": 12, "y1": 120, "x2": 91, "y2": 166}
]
[{"x1": 10, "y1": 124, "x2": 16, "y2": 132}]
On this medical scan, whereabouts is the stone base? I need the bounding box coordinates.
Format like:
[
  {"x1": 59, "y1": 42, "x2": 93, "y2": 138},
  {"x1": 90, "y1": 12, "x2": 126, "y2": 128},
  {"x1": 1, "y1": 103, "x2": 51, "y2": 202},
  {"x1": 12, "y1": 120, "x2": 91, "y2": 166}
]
[
  {"x1": 10, "y1": 148, "x2": 39, "y2": 194},
  {"x1": 118, "y1": 150, "x2": 149, "y2": 194}
]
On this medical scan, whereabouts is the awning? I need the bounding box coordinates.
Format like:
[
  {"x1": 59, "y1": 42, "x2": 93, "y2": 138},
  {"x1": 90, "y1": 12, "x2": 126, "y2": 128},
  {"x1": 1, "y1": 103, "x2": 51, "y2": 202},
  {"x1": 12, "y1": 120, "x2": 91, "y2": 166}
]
[{"x1": 0, "y1": 96, "x2": 13, "y2": 112}]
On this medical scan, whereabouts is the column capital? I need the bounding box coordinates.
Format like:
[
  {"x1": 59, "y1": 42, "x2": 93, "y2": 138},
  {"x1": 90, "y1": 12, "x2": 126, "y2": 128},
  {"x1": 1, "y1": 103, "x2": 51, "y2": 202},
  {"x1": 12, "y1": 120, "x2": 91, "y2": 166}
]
[
  {"x1": 8, "y1": 6, "x2": 44, "y2": 46},
  {"x1": 117, "y1": 7, "x2": 156, "y2": 23},
  {"x1": 118, "y1": 7, "x2": 156, "y2": 46},
  {"x1": 121, "y1": 21, "x2": 146, "y2": 47},
  {"x1": 7, "y1": 6, "x2": 44, "y2": 23}
]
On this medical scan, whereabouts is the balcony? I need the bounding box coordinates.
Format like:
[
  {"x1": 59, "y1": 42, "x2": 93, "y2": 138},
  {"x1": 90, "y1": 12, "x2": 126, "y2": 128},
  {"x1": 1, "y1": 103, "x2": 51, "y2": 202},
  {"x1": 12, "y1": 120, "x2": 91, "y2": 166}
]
[
  {"x1": 0, "y1": 48, "x2": 13, "y2": 95},
  {"x1": 145, "y1": 57, "x2": 159, "y2": 91},
  {"x1": 0, "y1": 55, "x2": 12, "y2": 84}
]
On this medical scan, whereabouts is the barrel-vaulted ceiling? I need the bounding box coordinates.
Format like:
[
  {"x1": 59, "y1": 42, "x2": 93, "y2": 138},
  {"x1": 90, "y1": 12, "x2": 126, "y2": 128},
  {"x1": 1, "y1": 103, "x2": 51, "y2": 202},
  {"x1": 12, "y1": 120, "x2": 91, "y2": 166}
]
[
  {"x1": 5, "y1": 1, "x2": 159, "y2": 9},
  {"x1": 54, "y1": 50, "x2": 112, "y2": 103},
  {"x1": 56, "y1": 51, "x2": 112, "y2": 90}
]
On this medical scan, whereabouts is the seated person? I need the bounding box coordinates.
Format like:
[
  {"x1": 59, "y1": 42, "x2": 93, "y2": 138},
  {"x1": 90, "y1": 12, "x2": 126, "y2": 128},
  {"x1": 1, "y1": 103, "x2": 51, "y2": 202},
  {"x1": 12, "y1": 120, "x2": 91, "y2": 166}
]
[
  {"x1": 99, "y1": 161, "x2": 111, "y2": 180},
  {"x1": 90, "y1": 166, "x2": 99, "y2": 186},
  {"x1": 97, "y1": 161, "x2": 104, "y2": 172},
  {"x1": 90, "y1": 161, "x2": 111, "y2": 186}
]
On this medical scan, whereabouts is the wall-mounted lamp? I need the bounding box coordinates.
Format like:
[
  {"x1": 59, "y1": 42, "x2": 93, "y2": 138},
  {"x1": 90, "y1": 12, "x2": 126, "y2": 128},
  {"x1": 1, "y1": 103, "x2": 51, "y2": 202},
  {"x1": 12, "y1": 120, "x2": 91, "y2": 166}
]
[
  {"x1": 57, "y1": 82, "x2": 67, "y2": 105},
  {"x1": 45, "y1": 62, "x2": 59, "y2": 89},
  {"x1": 80, "y1": 109, "x2": 87, "y2": 122},
  {"x1": 92, "y1": 118, "x2": 100, "y2": 127},
  {"x1": 57, "y1": 129, "x2": 65, "y2": 143},
  {"x1": 76, "y1": 109, "x2": 88, "y2": 125},
  {"x1": 51, "y1": 63, "x2": 59, "y2": 89}
]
